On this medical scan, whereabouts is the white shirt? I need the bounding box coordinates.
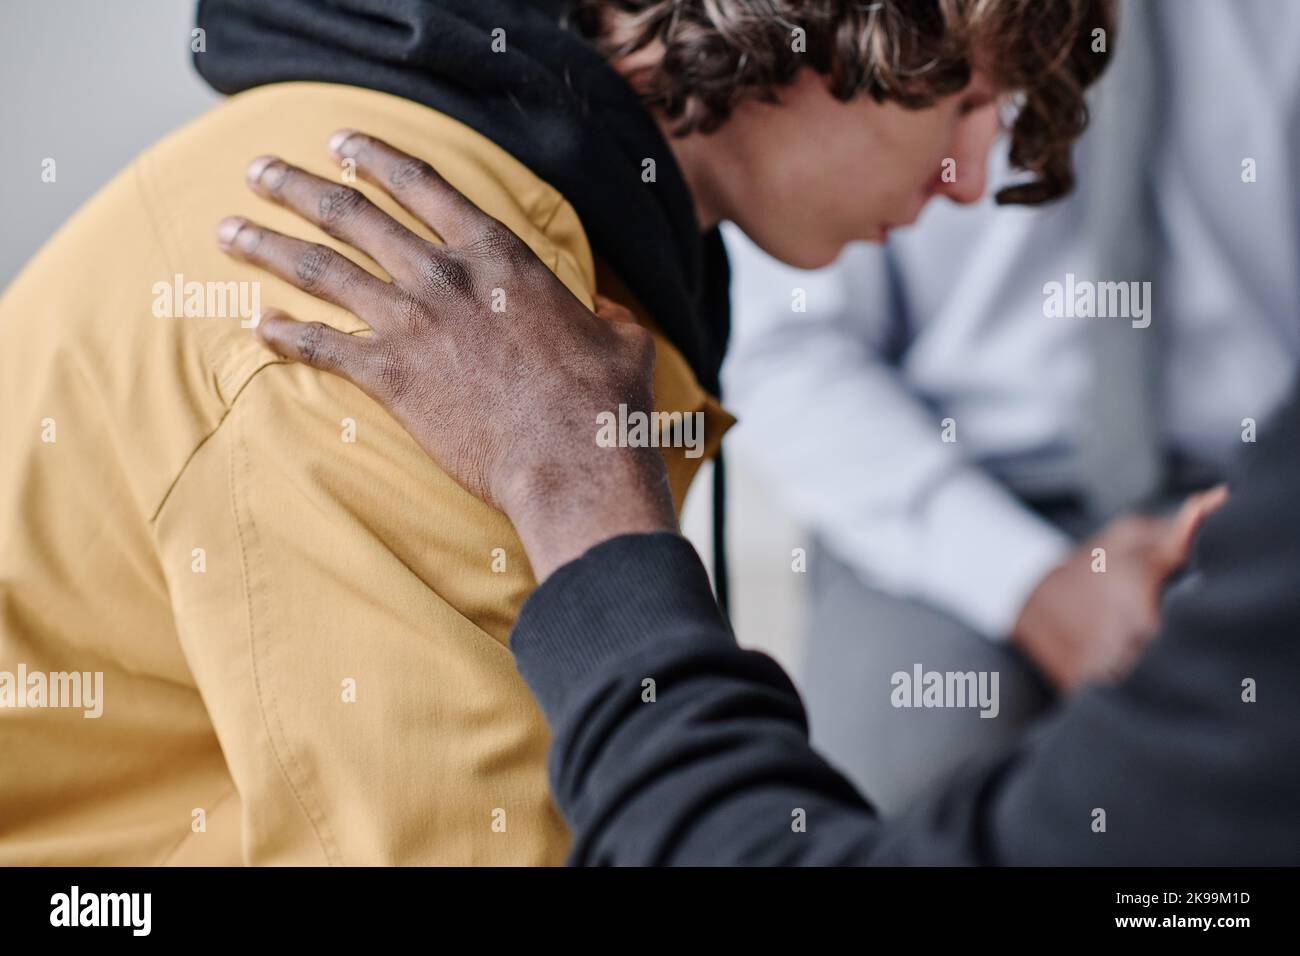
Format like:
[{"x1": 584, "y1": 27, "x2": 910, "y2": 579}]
[{"x1": 721, "y1": 0, "x2": 1300, "y2": 640}]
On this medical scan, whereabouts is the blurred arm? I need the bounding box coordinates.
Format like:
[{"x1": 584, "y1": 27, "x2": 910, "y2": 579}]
[{"x1": 722, "y1": 232, "x2": 1070, "y2": 639}]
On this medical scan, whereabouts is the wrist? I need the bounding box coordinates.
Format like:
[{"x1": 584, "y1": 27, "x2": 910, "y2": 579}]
[
  {"x1": 502, "y1": 448, "x2": 677, "y2": 582},
  {"x1": 1011, "y1": 563, "x2": 1065, "y2": 651}
]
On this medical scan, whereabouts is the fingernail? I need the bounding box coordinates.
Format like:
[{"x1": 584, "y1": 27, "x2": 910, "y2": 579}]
[
  {"x1": 245, "y1": 154, "x2": 281, "y2": 187},
  {"x1": 328, "y1": 129, "x2": 360, "y2": 157},
  {"x1": 216, "y1": 216, "x2": 246, "y2": 250}
]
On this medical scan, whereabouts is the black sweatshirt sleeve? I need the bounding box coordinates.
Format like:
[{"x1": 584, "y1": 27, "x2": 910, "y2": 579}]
[
  {"x1": 510, "y1": 387, "x2": 1300, "y2": 866},
  {"x1": 512, "y1": 531, "x2": 882, "y2": 864}
]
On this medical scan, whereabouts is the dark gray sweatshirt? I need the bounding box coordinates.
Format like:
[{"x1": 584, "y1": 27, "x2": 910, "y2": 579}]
[{"x1": 511, "y1": 384, "x2": 1300, "y2": 866}]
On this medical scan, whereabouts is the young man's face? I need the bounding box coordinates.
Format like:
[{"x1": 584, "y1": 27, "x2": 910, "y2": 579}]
[{"x1": 716, "y1": 66, "x2": 1004, "y2": 269}]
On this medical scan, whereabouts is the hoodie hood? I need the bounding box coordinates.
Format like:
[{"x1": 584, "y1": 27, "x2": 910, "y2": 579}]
[{"x1": 193, "y1": 0, "x2": 730, "y2": 395}]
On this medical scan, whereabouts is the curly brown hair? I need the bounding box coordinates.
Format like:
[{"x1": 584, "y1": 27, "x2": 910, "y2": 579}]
[{"x1": 571, "y1": 0, "x2": 1115, "y2": 204}]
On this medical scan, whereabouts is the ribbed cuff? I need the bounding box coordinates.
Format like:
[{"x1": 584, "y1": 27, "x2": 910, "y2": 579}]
[{"x1": 511, "y1": 532, "x2": 731, "y2": 725}]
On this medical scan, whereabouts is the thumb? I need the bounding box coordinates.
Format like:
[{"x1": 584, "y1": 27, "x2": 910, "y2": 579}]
[
  {"x1": 1155, "y1": 484, "x2": 1230, "y2": 573},
  {"x1": 592, "y1": 293, "x2": 638, "y2": 326}
]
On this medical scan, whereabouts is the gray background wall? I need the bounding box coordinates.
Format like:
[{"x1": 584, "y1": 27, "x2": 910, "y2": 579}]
[
  {"x1": 0, "y1": 0, "x2": 806, "y2": 671},
  {"x1": 1, "y1": 1, "x2": 217, "y2": 286}
]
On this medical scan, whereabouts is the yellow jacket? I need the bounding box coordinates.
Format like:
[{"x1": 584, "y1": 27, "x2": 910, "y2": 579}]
[{"x1": 0, "y1": 83, "x2": 730, "y2": 865}]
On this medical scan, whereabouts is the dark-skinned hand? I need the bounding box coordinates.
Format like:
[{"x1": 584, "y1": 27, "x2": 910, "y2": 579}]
[{"x1": 217, "y1": 130, "x2": 676, "y2": 580}]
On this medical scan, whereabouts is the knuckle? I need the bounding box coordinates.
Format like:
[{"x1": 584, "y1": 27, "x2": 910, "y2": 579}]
[
  {"x1": 392, "y1": 291, "x2": 427, "y2": 330},
  {"x1": 467, "y1": 220, "x2": 523, "y2": 262},
  {"x1": 317, "y1": 185, "x2": 366, "y2": 226},
  {"x1": 298, "y1": 321, "x2": 329, "y2": 365},
  {"x1": 417, "y1": 254, "x2": 475, "y2": 298},
  {"x1": 388, "y1": 157, "x2": 435, "y2": 190},
  {"x1": 294, "y1": 244, "x2": 334, "y2": 291}
]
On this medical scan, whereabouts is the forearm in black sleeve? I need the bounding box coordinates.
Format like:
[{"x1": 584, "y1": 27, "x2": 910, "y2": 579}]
[
  {"x1": 510, "y1": 387, "x2": 1300, "y2": 866},
  {"x1": 511, "y1": 531, "x2": 884, "y2": 865}
]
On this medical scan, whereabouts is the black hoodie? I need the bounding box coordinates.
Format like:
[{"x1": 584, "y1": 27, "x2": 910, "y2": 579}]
[
  {"x1": 194, "y1": 0, "x2": 734, "y2": 604},
  {"x1": 193, "y1": 0, "x2": 730, "y2": 396}
]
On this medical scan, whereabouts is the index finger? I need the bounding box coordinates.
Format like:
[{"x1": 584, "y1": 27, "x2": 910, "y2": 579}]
[{"x1": 328, "y1": 130, "x2": 493, "y2": 248}]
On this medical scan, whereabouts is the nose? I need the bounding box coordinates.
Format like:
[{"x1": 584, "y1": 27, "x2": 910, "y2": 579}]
[{"x1": 933, "y1": 106, "x2": 998, "y2": 205}]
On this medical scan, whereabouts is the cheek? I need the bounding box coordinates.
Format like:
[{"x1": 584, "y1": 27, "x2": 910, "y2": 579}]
[
  {"x1": 831, "y1": 110, "x2": 940, "y2": 217},
  {"x1": 882, "y1": 110, "x2": 956, "y2": 190},
  {"x1": 759, "y1": 130, "x2": 863, "y2": 223},
  {"x1": 818, "y1": 128, "x2": 897, "y2": 213},
  {"x1": 732, "y1": 97, "x2": 941, "y2": 258}
]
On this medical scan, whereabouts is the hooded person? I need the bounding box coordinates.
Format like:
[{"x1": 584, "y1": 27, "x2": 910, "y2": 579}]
[
  {"x1": 0, "y1": 0, "x2": 733, "y2": 866},
  {"x1": 0, "y1": 0, "x2": 1109, "y2": 864}
]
